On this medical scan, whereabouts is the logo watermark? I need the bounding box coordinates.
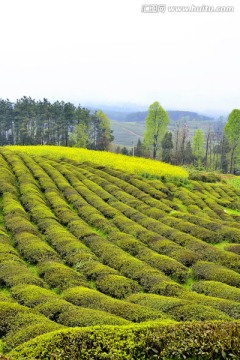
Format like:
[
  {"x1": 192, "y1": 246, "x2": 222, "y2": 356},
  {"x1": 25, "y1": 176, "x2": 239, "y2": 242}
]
[
  {"x1": 141, "y1": 4, "x2": 166, "y2": 12},
  {"x1": 141, "y1": 4, "x2": 234, "y2": 13}
]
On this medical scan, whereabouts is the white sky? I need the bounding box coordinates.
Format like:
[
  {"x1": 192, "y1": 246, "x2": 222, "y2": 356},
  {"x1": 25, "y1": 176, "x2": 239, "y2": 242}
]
[{"x1": 0, "y1": 0, "x2": 239, "y2": 114}]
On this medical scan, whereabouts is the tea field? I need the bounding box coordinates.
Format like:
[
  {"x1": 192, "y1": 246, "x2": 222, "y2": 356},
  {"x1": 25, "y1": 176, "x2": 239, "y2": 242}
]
[{"x1": 0, "y1": 146, "x2": 240, "y2": 359}]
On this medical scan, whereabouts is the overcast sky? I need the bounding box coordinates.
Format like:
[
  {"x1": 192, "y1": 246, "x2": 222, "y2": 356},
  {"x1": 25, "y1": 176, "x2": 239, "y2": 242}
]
[{"x1": 0, "y1": 0, "x2": 239, "y2": 114}]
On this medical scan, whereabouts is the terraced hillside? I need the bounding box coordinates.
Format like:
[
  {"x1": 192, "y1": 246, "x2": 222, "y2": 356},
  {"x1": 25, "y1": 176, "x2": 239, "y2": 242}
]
[{"x1": 0, "y1": 146, "x2": 240, "y2": 359}]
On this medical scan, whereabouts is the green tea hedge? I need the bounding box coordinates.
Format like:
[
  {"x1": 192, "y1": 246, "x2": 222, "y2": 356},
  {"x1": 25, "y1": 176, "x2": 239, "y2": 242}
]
[{"x1": 9, "y1": 321, "x2": 240, "y2": 360}]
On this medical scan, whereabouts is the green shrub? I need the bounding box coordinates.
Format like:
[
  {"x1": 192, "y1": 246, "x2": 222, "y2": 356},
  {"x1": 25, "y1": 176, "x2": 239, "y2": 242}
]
[
  {"x1": 75, "y1": 259, "x2": 118, "y2": 280},
  {"x1": 126, "y1": 293, "x2": 230, "y2": 321},
  {"x1": 11, "y1": 284, "x2": 57, "y2": 307},
  {"x1": 0, "y1": 301, "x2": 29, "y2": 336},
  {"x1": 224, "y1": 244, "x2": 240, "y2": 255},
  {"x1": 162, "y1": 215, "x2": 218, "y2": 243},
  {"x1": 41, "y1": 220, "x2": 96, "y2": 265},
  {"x1": 62, "y1": 286, "x2": 166, "y2": 322},
  {"x1": 0, "y1": 156, "x2": 17, "y2": 195},
  {"x1": 192, "y1": 261, "x2": 240, "y2": 287},
  {"x1": 0, "y1": 290, "x2": 15, "y2": 303},
  {"x1": 0, "y1": 300, "x2": 61, "y2": 342},
  {"x1": 168, "y1": 303, "x2": 230, "y2": 321},
  {"x1": 37, "y1": 261, "x2": 88, "y2": 291},
  {"x1": 107, "y1": 231, "x2": 188, "y2": 283},
  {"x1": 95, "y1": 274, "x2": 141, "y2": 298},
  {"x1": 189, "y1": 171, "x2": 221, "y2": 183},
  {"x1": 3, "y1": 312, "x2": 64, "y2": 351},
  {"x1": 192, "y1": 280, "x2": 240, "y2": 302},
  {"x1": 9, "y1": 321, "x2": 240, "y2": 360},
  {"x1": 82, "y1": 234, "x2": 181, "y2": 296},
  {"x1": 35, "y1": 299, "x2": 74, "y2": 321},
  {"x1": 0, "y1": 260, "x2": 44, "y2": 287},
  {"x1": 179, "y1": 289, "x2": 240, "y2": 319},
  {"x1": 2, "y1": 193, "x2": 28, "y2": 219},
  {"x1": 0, "y1": 243, "x2": 18, "y2": 257},
  {"x1": 11, "y1": 285, "x2": 113, "y2": 327},
  {"x1": 4, "y1": 215, "x2": 38, "y2": 235},
  {"x1": 14, "y1": 232, "x2": 59, "y2": 264},
  {"x1": 0, "y1": 253, "x2": 24, "y2": 265},
  {"x1": 57, "y1": 306, "x2": 130, "y2": 327}
]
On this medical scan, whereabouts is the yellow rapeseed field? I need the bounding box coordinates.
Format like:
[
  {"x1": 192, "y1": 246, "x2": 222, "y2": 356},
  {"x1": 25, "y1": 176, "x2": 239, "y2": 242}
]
[{"x1": 6, "y1": 145, "x2": 189, "y2": 179}]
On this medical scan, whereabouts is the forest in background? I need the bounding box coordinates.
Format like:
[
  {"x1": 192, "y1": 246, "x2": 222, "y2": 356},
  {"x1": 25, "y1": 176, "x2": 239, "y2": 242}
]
[
  {"x1": 0, "y1": 96, "x2": 239, "y2": 174},
  {"x1": 0, "y1": 97, "x2": 113, "y2": 150}
]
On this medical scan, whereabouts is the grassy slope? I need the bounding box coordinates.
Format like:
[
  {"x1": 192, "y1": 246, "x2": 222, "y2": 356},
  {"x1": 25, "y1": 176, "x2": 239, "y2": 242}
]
[
  {"x1": 6, "y1": 145, "x2": 189, "y2": 179},
  {"x1": 110, "y1": 119, "x2": 215, "y2": 147},
  {"x1": 0, "y1": 146, "x2": 239, "y2": 358}
]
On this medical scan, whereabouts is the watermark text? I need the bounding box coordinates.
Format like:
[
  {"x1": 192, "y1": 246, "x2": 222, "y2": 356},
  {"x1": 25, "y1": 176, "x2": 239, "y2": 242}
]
[{"x1": 141, "y1": 4, "x2": 234, "y2": 13}]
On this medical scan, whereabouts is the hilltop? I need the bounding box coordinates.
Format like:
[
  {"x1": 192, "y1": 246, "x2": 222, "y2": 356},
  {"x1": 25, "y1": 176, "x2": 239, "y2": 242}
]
[{"x1": 0, "y1": 146, "x2": 239, "y2": 359}]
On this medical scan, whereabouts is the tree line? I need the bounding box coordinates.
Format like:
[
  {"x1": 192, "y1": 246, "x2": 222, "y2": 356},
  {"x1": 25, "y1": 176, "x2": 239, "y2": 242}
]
[
  {"x1": 1, "y1": 97, "x2": 239, "y2": 174},
  {"x1": 120, "y1": 102, "x2": 240, "y2": 174},
  {"x1": 0, "y1": 97, "x2": 113, "y2": 150}
]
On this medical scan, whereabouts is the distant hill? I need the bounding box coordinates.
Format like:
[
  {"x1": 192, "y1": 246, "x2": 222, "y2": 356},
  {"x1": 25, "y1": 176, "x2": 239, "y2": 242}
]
[
  {"x1": 126, "y1": 110, "x2": 214, "y2": 123},
  {"x1": 86, "y1": 104, "x2": 216, "y2": 123}
]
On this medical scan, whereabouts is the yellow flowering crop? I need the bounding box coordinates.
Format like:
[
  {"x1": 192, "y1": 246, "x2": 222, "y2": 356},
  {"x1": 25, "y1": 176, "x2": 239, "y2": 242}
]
[{"x1": 6, "y1": 145, "x2": 189, "y2": 179}]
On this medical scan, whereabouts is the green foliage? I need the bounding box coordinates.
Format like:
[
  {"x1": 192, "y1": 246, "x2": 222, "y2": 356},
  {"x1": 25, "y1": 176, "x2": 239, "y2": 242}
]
[
  {"x1": 161, "y1": 131, "x2": 173, "y2": 163},
  {"x1": 127, "y1": 293, "x2": 230, "y2": 321},
  {"x1": 37, "y1": 261, "x2": 88, "y2": 291},
  {"x1": 192, "y1": 261, "x2": 240, "y2": 287},
  {"x1": 193, "y1": 129, "x2": 205, "y2": 167},
  {"x1": 0, "y1": 148, "x2": 240, "y2": 357},
  {"x1": 0, "y1": 98, "x2": 115, "y2": 149},
  {"x1": 0, "y1": 260, "x2": 44, "y2": 288},
  {"x1": 192, "y1": 280, "x2": 240, "y2": 302},
  {"x1": 82, "y1": 234, "x2": 182, "y2": 296},
  {"x1": 57, "y1": 306, "x2": 129, "y2": 327},
  {"x1": 69, "y1": 122, "x2": 88, "y2": 148},
  {"x1": 224, "y1": 109, "x2": 240, "y2": 173},
  {"x1": 178, "y1": 289, "x2": 240, "y2": 319},
  {"x1": 0, "y1": 301, "x2": 63, "y2": 348},
  {"x1": 62, "y1": 286, "x2": 166, "y2": 322},
  {"x1": 107, "y1": 231, "x2": 189, "y2": 283},
  {"x1": 14, "y1": 232, "x2": 59, "y2": 264},
  {"x1": 189, "y1": 171, "x2": 221, "y2": 183},
  {"x1": 144, "y1": 101, "x2": 169, "y2": 159},
  {"x1": 95, "y1": 274, "x2": 141, "y2": 299},
  {"x1": 9, "y1": 321, "x2": 240, "y2": 360},
  {"x1": 4, "y1": 319, "x2": 63, "y2": 352},
  {"x1": 91, "y1": 110, "x2": 114, "y2": 151},
  {"x1": 11, "y1": 284, "x2": 58, "y2": 307},
  {"x1": 224, "y1": 243, "x2": 240, "y2": 255}
]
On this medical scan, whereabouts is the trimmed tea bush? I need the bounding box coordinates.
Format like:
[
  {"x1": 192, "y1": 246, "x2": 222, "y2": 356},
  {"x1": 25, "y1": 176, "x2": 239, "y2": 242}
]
[
  {"x1": 62, "y1": 286, "x2": 167, "y2": 322},
  {"x1": 192, "y1": 280, "x2": 240, "y2": 302},
  {"x1": 192, "y1": 261, "x2": 240, "y2": 287},
  {"x1": 126, "y1": 293, "x2": 230, "y2": 321},
  {"x1": 37, "y1": 261, "x2": 88, "y2": 291},
  {"x1": 9, "y1": 321, "x2": 240, "y2": 360},
  {"x1": 95, "y1": 274, "x2": 141, "y2": 298}
]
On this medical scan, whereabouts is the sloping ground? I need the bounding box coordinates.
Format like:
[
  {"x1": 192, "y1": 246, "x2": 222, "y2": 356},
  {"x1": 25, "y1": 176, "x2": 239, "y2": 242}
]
[
  {"x1": 7, "y1": 145, "x2": 189, "y2": 179},
  {"x1": 0, "y1": 147, "x2": 239, "y2": 359}
]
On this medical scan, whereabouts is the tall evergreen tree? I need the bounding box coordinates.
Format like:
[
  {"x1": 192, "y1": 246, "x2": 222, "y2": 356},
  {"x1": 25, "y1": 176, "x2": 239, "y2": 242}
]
[
  {"x1": 134, "y1": 138, "x2": 145, "y2": 157},
  {"x1": 224, "y1": 109, "x2": 240, "y2": 174},
  {"x1": 184, "y1": 141, "x2": 194, "y2": 164},
  {"x1": 88, "y1": 110, "x2": 114, "y2": 151},
  {"x1": 161, "y1": 131, "x2": 173, "y2": 163}
]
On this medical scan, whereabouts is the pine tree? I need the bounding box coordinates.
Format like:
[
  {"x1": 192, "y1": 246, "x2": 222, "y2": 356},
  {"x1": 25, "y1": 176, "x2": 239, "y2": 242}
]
[{"x1": 161, "y1": 131, "x2": 173, "y2": 163}]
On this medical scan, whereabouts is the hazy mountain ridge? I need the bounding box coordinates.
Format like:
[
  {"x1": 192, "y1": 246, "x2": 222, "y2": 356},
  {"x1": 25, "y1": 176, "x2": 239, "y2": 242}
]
[
  {"x1": 125, "y1": 110, "x2": 214, "y2": 123},
  {"x1": 86, "y1": 105, "x2": 217, "y2": 123}
]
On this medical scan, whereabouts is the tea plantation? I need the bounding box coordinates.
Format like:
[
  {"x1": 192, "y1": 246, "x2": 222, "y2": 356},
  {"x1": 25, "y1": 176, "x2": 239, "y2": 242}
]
[{"x1": 0, "y1": 146, "x2": 240, "y2": 359}]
